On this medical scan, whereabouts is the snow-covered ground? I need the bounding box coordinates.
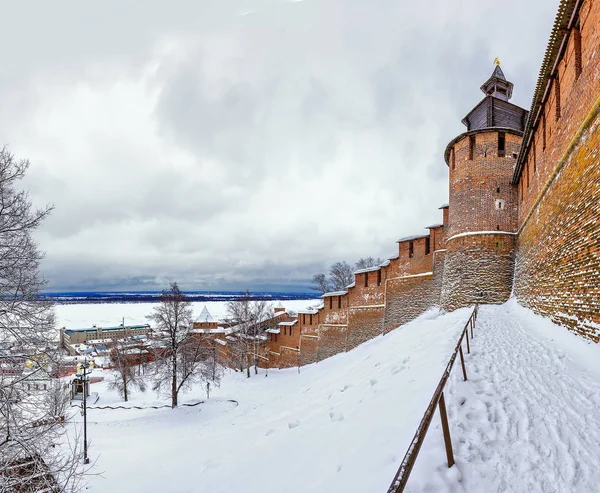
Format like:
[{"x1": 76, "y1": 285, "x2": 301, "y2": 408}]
[
  {"x1": 64, "y1": 301, "x2": 600, "y2": 492},
  {"x1": 54, "y1": 299, "x2": 317, "y2": 329}
]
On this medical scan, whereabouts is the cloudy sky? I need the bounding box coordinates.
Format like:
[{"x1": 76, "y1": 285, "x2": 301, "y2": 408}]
[{"x1": 1, "y1": 0, "x2": 558, "y2": 292}]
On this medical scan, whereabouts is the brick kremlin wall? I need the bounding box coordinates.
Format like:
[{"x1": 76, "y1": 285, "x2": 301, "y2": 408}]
[
  {"x1": 224, "y1": 0, "x2": 600, "y2": 372},
  {"x1": 441, "y1": 233, "x2": 516, "y2": 310},
  {"x1": 513, "y1": 0, "x2": 600, "y2": 342},
  {"x1": 293, "y1": 216, "x2": 448, "y2": 368}
]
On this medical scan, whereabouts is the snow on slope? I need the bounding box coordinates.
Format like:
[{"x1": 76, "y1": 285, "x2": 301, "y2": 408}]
[
  {"x1": 69, "y1": 301, "x2": 600, "y2": 492},
  {"x1": 408, "y1": 301, "x2": 600, "y2": 493},
  {"x1": 70, "y1": 307, "x2": 472, "y2": 492}
]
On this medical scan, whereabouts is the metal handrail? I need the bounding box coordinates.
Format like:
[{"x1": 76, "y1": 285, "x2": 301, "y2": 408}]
[{"x1": 387, "y1": 304, "x2": 479, "y2": 493}]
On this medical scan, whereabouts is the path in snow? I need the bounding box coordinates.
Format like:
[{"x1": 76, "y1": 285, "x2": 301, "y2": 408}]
[{"x1": 408, "y1": 302, "x2": 600, "y2": 493}]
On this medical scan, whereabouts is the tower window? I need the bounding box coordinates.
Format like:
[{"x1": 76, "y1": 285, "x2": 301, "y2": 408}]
[
  {"x1": 408, "y1": 241, "x2": 414, "y2": 258},
  {"x1": 498, "y1": 132, "x2": 505, "y2": 157},
  {"x1": 309, "y1": 314, "x2": 313, "y2": 325},
  {"x1": 496, "y1": 187, "x2": 500, "y2": 194},
  {"x1": 364, "y1": 272, "x2": 368, "y2": 287},
  {"x1": 533, "y1": 140, "x2": 537, "y2": 173},
  {"x1": 303, "y1": 314, "x2": 306, "y2": 324},
  {"x1": 290, "y1": 327, "x2": 293, "y2": 337},
  {"x1": 451, "y1": 148, "x2": 455, "y2": 170},
  {"x1": 425, "y1": 237, "x2": 431, "y2": 255},
  {"x1": 329, "y1": 297, "x2": 332, "y2": 309},
  {"x1": 338, "y1": 296, "x2": 342, "y2": 309},
  {"x1": 497, "y1": 87, "x2": 507, "y2": 95},
  {"x1": 496, "y1": 225, "x2": 500, "y2": 230},
  {"x1": 495, "y1": 199, "x2": 505, "y2": 210},
  {"x1": 468, "y1": 135, "x2": 475, "y2": 160},
  {"x1": 377, "y1": 269, "x2": 382, "y2": 286}
]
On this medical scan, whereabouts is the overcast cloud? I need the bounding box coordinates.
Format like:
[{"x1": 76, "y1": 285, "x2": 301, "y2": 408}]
[{"x1": 0, "y1": 0, "x2": 557, "y2": 292}]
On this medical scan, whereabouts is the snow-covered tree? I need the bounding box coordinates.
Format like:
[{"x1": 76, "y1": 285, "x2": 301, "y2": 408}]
[
  {"x1": 108, "y1": 342, "x2": 147, "y2": 402},
  {"x1": 148, "y1": 283, "x2": 221, "y2": 407},
  {"x1": 355, "y1": 257, "x2": 384, "y2": 270},
  {"x1": 328, "y1": 261, "x2": 354, "y2": 291},
  {"x1": 0, "y1": 147, "x2": 84, "y2": 491},
  {"x1": 225, "y1": 292, "x2": 272, "y2": 378}
]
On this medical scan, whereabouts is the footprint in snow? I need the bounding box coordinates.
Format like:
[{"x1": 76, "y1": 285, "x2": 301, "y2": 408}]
[
  {"x1": 265, "y1": 429, "x2": 275, "y2": 436},
  {"x1": 391, "y1": 365, "x2": 402, "y2": 375},
  {"x1": 337, "y1": 464, "x2": 343, "y2": 473},
  {"x1": 370, "y1": 379, "x2": 377, "y2": 386},
  {"x1": 288, "y1": 421, "x2": 300, "y2": 429},
  {"x1": 340, "y1": 385, "x2": 351, "y2": 392},
  {"x1": 329, "y1": 411, "x2": 344, "y2": 422}
]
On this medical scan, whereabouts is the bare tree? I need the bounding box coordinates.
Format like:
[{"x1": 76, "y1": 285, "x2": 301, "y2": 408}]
[
  {"x1": 0, "y1": 147, "x2": 85, "y2": 491},
  {"x1": 355, "y1": 257, "x2": 384, "y2": 270},
  {"x1": 148, "y1": 283, "x2": 221, "y2": 407},
  {"x1": 311, "y1": 273, "x2": 331, "y2": 295},
  {"x1": 225, "y1": 292, "x2": 272, "y2": 378},
  {"x1": 329, "y1": 261, "x2": 354, "y2": 291},
  {"x1": 108, "y1": 343, "x2": 147, "y2": 402}
]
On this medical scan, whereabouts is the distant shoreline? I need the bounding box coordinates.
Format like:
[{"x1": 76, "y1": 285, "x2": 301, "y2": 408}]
[{"x1": 41, "y1": 291, "x2": 320, "y2": 305}]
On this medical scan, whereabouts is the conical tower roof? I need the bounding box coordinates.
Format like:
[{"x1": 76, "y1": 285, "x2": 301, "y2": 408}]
[
  {"x1": 198, "y1": 305, "x2": 214, "y2": 323},
  {"x1": 480, "y1": 61, "x2": 513, "y2": 101}
]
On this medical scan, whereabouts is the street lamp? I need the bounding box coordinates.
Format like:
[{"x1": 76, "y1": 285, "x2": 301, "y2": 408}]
[{"x1": 76, "y1": 359, "x2": 94, "y2": 465}]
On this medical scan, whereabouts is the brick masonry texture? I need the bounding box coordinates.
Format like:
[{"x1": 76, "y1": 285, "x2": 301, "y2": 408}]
[
  {"x1": 441, "y1": 234, "x2": 516, "y2": 311},
  {"x1": 513, "y1": 0, "x2": 600, "y2": 342},
  {"x1": 347, "y1": 306, "x2": 385, "y2": 350}
]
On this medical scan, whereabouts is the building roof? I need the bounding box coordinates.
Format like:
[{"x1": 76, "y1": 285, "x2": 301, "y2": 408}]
[
  {"x1": 297, "y1": 309, "x2": 318, "y2": 315},
  {"x1": 64, "y1": 324, "x2": 150, "y2": 335},
  {"x1": 439, "y1": 203, "x2": 449, "y2": 209},
  {"x1": 198, "y1": 306, "x2": 215, "y2": 323},
  {"x1": 479, "y1": 64, "x2": 514, "y2": 100},
  {"x1": 397, "y1": 234, "x2": 428, "y2": 243},
  {"x1": 512, "y1": 0, "x2": 579, "y2": 184},
  {"x1": 265, "y1": 328, "x2": 280, "y2": 334},
  {"x1": 275, "y1": 301, "x2": 284, "y2": 309},
  {"x1": 354, "y1": 266, "x2": 381, "y2": 274},
  {"x1": 278, "y1": 320, "x2": 297, "y2": 326},
  {"x1": 322, "y1": 291, "x2": 347, "y2": 298},
  {"x1": 426, "y1": 223, "x2": 444, "y2": 229}
]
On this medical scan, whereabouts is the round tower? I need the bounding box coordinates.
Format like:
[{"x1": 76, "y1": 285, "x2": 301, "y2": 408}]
[{"x1": 440, "y1": 62, "x2": 527, "y2": 310}]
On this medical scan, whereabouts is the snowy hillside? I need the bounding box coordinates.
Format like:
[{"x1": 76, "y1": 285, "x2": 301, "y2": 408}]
[{"x1": 66, "y1": 302, "x2": 600, "y2": 492}]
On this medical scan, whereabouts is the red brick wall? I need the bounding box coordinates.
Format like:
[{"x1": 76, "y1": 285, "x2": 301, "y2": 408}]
[
  {"x1": 384, "y1": 273, "x2": 436, "y2": 332},
  {"x1": 390, "y1": 237, "x2": 434, "y2": 277},
  {"x1": 448, "y1": 130, "x2": 520, "y2": 237},
  {"x1": 347, "y1": 306, "x2": 385, "y2": 350},
  {"x1": 316, "y1": 324, "x2": 348, "y2": 361},
  {"x1": 441, "y1": 233, "x2": 515, "y2": 310},
  {"x1": 514, "y1": 109, "x2": 600, "y2": 341},
  {"x1": 299, "y1": 334, "x2": 319, "y2": 365},
  {"x1": 279, "y1": 346, "x2": 300, "y2": 369},
  {"x1": 513, "y1": 0, "x2": 600, "y2": 341}
]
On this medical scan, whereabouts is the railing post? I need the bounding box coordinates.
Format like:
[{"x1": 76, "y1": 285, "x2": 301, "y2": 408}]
[
  {"x1": 458, "y1": 344, "x2": 467, "y2": 381},
  {"x1": 470, "y1": 318, "x2": 474, "y2": 339},
  {"x1": 438, "y1": 392, "x2": 455, "y2": 468},
  {"x1": 465, "y1": 326, "x2": 471, "y2": 354}
]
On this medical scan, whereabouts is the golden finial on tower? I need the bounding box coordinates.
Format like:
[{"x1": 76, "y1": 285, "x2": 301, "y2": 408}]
[{"x1": 494, "y1": 57, "x2": 501, "y2": 66}]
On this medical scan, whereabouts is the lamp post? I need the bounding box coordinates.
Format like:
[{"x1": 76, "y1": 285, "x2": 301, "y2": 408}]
[{"x1": 76, "y1": 359, "x2": 94, "y2": 465}]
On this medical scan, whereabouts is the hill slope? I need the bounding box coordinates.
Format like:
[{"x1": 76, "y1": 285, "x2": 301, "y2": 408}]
[{"x1": 70, "y1": 301, "x2": 600, "y2": 492}]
